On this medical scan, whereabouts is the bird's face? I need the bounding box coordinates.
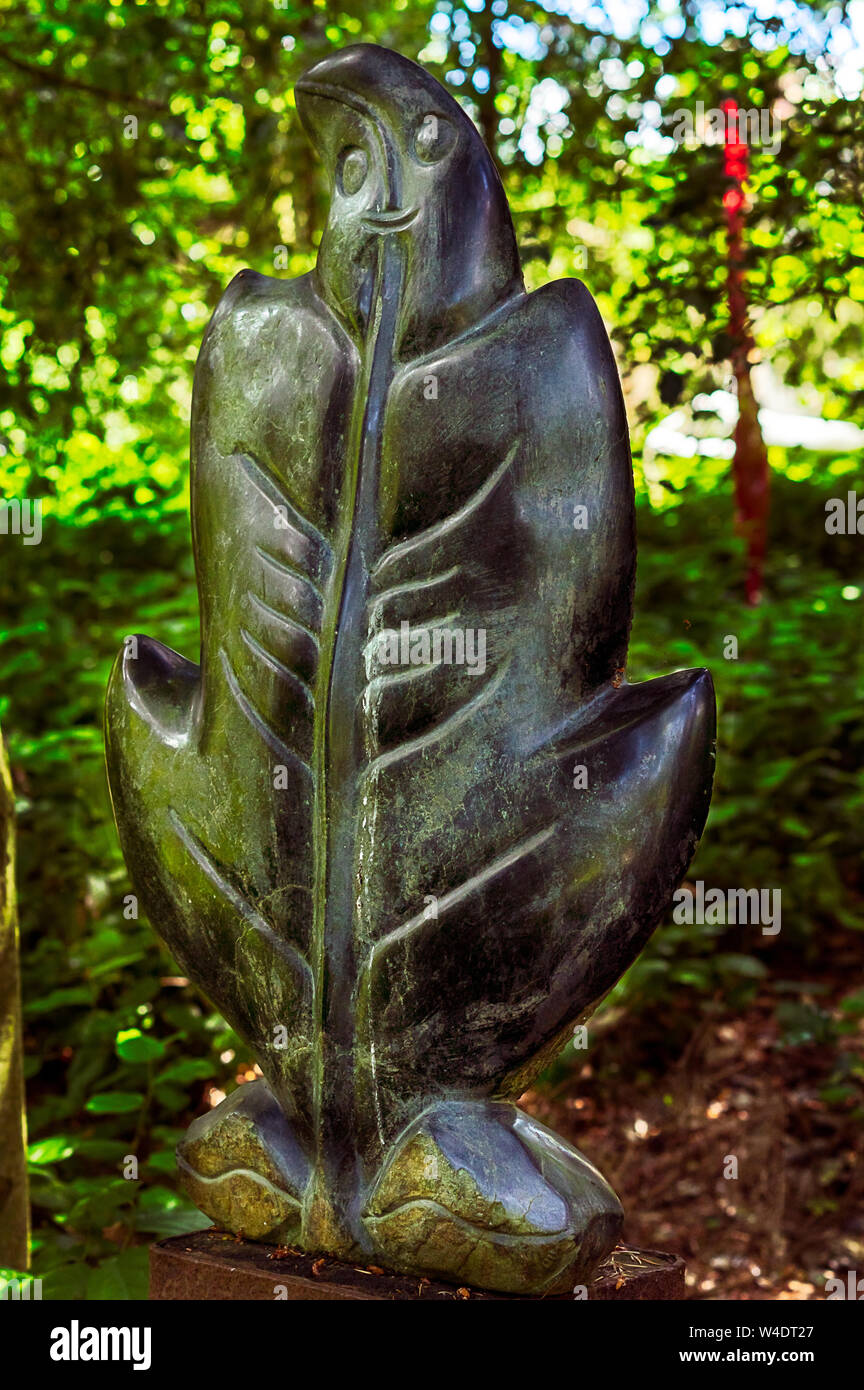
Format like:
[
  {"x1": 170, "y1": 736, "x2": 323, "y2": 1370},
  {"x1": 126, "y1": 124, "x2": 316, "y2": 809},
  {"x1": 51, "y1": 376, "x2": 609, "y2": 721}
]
[{"x1": 296, "y1": 45, "x2": 522, "y2": 355}]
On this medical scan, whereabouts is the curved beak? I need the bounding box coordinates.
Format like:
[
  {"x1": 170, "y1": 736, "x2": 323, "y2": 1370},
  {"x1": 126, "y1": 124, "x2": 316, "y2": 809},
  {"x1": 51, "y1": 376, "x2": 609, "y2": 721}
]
[{"x1": 295, "y1": 47, "x2": 415, "y2": 225}]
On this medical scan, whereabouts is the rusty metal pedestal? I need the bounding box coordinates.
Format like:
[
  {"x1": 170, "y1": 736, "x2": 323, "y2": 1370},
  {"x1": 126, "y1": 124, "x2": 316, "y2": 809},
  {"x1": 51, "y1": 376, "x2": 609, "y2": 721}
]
[{"x1": 149, "y1": 1230, "x2": 685, "y2": 1301}]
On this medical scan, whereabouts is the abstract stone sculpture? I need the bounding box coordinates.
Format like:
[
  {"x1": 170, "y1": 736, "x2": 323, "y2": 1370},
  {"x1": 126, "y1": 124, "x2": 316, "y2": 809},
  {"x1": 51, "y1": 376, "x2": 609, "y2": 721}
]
[{"x1": 106, "y1": 43, "x2": 715, "y2": 1296}]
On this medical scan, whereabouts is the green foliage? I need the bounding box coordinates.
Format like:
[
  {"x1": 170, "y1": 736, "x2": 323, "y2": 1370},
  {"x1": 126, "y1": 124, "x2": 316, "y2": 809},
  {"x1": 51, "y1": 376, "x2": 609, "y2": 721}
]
[
  {"x1": 0, "y1": 0, "x2": 861, "y2": 1296},
  {"x1": 620, "y1": 463, "x2": 863, "y2": 1007}
]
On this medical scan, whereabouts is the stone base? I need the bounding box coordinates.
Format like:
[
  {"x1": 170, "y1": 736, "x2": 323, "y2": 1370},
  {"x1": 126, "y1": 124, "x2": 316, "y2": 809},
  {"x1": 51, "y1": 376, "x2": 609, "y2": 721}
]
[{"x1": 150, "y1": 1229, "x2": 685, "y2": 1301}]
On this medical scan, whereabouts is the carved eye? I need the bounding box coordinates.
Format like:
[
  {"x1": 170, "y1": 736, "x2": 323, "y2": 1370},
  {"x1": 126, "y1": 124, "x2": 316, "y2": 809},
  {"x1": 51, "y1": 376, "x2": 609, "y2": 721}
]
[
  {"x1": 413, "y1": 114, "x2": 455, "y2": 164},
  {"x1": 337, "y1": 146, "x2": 368, "y2": 196}
]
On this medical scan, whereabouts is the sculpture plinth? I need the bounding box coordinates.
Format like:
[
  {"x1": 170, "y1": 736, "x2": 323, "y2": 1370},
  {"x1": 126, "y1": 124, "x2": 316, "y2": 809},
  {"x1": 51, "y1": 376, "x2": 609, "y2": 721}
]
[
  {"x1": 106, "y1": 42, "x2": 715, "y2": 1296},
  {"x1": 149, "y1": 1230, "x2": 686, "y2": 1301}
]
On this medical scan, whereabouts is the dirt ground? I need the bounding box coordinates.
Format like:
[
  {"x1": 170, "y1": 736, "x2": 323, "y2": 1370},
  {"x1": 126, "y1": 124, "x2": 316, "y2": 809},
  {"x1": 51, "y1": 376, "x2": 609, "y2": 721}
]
[{"x1": 521, "y1": 933, "x2": 864, "y2": 1301}]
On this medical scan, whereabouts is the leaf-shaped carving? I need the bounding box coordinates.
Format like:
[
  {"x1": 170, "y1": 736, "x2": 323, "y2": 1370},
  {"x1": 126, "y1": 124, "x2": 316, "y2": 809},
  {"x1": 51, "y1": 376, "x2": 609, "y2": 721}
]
[{"x1": 105, "y1": 44, "x2": 715, "y2": 1282}]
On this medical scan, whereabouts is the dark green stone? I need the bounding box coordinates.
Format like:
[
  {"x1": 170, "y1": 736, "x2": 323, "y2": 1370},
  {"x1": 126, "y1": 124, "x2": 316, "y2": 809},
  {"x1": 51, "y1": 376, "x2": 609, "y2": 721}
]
[{"x1": 105, "y1": 43, "x2": 715, "y2": 1295}]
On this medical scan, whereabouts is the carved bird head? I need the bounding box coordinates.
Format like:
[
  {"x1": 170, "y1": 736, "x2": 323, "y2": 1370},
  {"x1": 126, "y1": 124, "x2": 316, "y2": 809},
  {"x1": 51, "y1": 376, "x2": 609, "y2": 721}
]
[{"x1": 296, "y1": 44, "x2": 523, "y2": 356}]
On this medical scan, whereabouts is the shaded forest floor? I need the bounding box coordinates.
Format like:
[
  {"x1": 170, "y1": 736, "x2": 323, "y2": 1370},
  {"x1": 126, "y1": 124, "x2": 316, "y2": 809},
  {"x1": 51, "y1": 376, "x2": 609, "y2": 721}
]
[{"x1": 523, "y1": 929, "x2": 864, "y2": 1301}]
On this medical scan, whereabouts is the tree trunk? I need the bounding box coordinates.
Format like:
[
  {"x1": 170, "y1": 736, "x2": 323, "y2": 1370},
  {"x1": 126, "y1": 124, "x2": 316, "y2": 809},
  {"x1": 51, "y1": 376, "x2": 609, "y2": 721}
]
[{"x1": 0, "y1": 729, "x2": 28, "y2": 1270}]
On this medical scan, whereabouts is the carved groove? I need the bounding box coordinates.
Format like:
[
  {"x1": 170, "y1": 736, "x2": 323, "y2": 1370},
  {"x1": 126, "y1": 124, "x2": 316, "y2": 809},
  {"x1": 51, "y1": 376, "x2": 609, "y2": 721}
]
[
  {"x1": 168, "y1": 808, "x2": 313, "y2": 985},
  {"x1": 219, "y1": 647, "x2": 313, "y2": 782}
]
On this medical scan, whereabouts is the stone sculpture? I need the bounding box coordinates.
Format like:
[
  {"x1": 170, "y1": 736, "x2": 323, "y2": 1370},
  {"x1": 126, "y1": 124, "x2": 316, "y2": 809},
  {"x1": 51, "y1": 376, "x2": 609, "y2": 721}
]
[{"x1": 106, "y1": 43, "x2": 715, "y2": 1296}]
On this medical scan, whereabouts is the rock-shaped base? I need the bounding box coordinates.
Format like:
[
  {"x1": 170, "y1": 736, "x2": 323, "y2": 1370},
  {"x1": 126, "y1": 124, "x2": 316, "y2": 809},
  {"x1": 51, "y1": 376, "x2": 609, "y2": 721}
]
[
  {"x1": 177, "y1": 1081, "x2": 622, "y2": 1296},
  {"x1": 177, "y1": 1082, "x2": 309, "y2": 1244}
]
